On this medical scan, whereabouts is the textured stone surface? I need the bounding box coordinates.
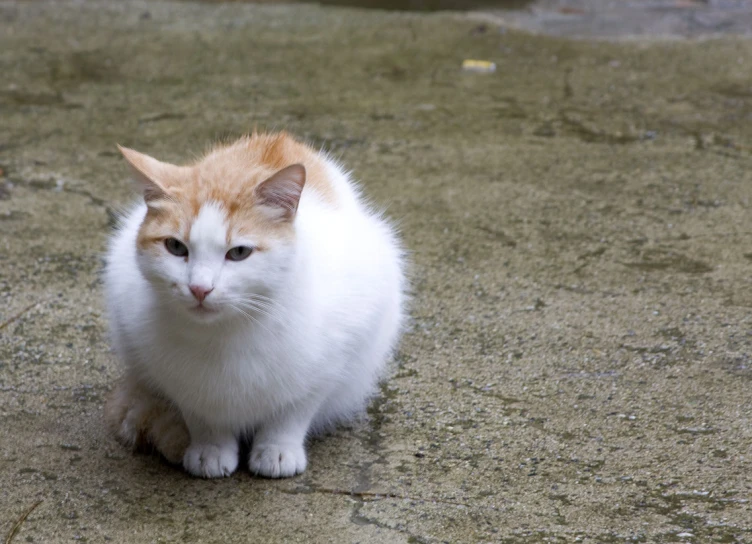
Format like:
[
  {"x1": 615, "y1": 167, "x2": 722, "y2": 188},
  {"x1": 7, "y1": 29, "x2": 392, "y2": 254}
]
[
  {"x1": 490, "y1": 0, "x2": 752, "y2": 40},
  {"x1": 1, "y1": 1, "x2": 752, "y2": 542}
]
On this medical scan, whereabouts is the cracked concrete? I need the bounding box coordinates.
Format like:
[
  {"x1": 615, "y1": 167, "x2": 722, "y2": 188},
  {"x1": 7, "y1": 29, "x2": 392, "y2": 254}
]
[{"x1": 2, "y1": 0, "x2": 752, "y2": 542}]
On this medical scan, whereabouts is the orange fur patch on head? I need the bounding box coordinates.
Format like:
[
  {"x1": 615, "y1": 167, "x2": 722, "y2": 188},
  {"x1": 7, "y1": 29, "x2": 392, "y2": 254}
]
[
  {"x1": 124, "y1": 132, "x2": 337, "y2": 252},
  {"x1": 191, "y1": 132, "x2": 337, "y2": 210},
  {"x1": 136, "y1": 201, "x2": 194, "y2": 252}
]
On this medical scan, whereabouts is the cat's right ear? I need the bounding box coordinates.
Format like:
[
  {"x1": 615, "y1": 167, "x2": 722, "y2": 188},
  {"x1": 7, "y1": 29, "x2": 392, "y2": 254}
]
[{"x1": 117, "y1": 145, "x2": 174, "y2": 203}]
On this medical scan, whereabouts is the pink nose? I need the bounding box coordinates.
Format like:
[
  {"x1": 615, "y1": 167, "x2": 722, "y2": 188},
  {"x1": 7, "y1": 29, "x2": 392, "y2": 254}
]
[{"x1": 189, "y1": 285, "x2": 213, "y2": 303}]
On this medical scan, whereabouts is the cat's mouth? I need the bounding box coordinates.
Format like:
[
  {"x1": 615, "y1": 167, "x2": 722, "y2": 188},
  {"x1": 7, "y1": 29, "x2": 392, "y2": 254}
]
[{"x1": 191, "y1": 304, "x2": 218, "y2": 315}]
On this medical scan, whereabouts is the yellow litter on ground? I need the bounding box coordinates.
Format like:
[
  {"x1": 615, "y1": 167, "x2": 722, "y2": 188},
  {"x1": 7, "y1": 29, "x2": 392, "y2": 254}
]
[{"x1": 462, "y1": 59, "x2": 497, "y2": 73}]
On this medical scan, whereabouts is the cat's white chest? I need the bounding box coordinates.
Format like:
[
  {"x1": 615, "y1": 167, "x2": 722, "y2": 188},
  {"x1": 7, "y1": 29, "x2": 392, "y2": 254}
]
[{"x1": 138, "y1": 323, "x2": 294, "y2": 430}]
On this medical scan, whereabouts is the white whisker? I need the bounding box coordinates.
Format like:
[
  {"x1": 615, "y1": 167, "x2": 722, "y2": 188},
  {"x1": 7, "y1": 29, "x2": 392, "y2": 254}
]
[
  {"x1": 228, "y1": 303, "x2": 274, "y2": 334},
  {"x1": 232, "y1": 301, "x2": 283, "y2": 323}
]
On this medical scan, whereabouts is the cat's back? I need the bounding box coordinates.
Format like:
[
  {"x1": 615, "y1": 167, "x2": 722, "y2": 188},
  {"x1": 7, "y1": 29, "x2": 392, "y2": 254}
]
[
  {"x1": 246, "y1": 133, "x2": 402, "y2": 281},
  {"x1": 246, "y1": 132, "x2": 403, "y2": 286}
]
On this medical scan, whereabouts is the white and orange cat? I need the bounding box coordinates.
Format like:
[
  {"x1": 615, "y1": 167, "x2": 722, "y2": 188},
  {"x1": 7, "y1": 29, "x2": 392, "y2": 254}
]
[{"x1": 103, "y1": 132, "x2": 406, "y2": 478}]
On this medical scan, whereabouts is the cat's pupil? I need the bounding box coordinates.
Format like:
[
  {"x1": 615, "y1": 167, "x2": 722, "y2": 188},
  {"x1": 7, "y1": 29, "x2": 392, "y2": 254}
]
[
  {"x1": 226, "y1": 246, "x2": 253, "y2": 262},
  {"x1": 165, "y1": 237, "x2": 188, "y2": 257}
]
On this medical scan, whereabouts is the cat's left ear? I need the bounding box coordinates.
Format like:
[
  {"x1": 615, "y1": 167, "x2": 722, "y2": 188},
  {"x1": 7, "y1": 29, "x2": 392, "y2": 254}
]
[
  {"x1": 255, "y1": 164, "x2": 306, "y2": 222},
  {"x1": 117, "y1": 145, "x2": 182, "y2": 203}
]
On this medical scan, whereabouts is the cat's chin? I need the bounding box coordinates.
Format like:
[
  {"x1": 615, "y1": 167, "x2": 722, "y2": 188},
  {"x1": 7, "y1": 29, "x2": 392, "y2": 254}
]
[{"x1": 184, "y1": 304, "x2": 224, "y2": 323}]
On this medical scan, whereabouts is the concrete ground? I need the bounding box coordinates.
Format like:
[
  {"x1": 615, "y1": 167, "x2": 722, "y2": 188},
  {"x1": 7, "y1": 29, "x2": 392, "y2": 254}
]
[
  {"x1": 2, "y1": 0, "x2": 752, "y2": 542},
  {"x1": 492, "y1": 0, "x2": 752, "y2": 40}
]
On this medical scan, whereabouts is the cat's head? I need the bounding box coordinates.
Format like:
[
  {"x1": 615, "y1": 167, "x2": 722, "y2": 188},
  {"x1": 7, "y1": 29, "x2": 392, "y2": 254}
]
[{"x1": 118, "y1": 138, "x2": 306, "y2": 324}]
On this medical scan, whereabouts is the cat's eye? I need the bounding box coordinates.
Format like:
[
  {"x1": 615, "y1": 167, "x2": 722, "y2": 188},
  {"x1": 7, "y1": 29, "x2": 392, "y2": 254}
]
[
  {"x1": 164, "y1": 237, "x2": 189, "y2": 257},
  {"x1": 226, "y1": 246, "x2": 253, "y2": 261}
]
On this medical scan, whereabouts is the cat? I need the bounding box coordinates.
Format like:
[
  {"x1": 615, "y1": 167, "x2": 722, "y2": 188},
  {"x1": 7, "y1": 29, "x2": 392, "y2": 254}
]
[{"x1": 103, "y1": 132, "x2": 406, "y2": 478}]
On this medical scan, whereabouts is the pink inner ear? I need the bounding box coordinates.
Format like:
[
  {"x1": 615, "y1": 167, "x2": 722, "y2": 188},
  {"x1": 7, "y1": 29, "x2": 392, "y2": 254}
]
[{"x1": 256, "y1": 164, "x2": 306, "y2": 219}]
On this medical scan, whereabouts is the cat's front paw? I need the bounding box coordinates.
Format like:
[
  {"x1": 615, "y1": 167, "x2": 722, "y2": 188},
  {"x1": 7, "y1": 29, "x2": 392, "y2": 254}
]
[
  {"x1": 183, "y1": 442, "x2": 239, "y2": 478},
  {"x1": 249, "y1": 442, "x2": 307, "y2": 478}
]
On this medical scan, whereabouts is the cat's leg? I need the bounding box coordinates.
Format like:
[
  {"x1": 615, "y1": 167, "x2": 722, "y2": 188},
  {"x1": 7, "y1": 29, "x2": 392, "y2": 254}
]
[
  {"x1": 104, "y1": 374, "x2": 190, "y2": 465},
  {"x1": 182, "y1": 414, "x2": 239, "y2": 478},
  {"x1": 249, "y1": 402, "x2": 318, "y2": 478}
]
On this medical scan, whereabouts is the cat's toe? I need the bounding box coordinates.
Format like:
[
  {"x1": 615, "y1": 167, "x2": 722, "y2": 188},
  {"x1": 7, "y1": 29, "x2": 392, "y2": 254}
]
[
  {"x1": 183, "y1": 442, "x2": 239, "y2": 478},
  {"x1": 249, "y1": 443, "x2": 307, "y2": 478}
]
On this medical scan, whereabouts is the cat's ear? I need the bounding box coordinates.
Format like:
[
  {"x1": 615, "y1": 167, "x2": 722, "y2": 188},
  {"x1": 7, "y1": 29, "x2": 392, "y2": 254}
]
[
  {"x1": 117, "y1": 145, "x2": 177, "y2": 202},
  {"x1": 255, "y1": 164, "x2": 306, "y2": 222}
]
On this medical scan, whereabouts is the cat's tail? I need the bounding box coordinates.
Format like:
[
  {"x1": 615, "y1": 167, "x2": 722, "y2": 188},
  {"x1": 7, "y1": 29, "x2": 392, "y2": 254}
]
[{"x1": 104, "y1": 375, "x2": 190, "y2": 465}]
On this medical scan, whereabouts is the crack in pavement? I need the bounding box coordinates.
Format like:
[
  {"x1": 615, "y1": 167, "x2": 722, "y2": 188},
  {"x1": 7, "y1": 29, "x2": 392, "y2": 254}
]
[
  {"x1": 0, "y1": 300, "x2": 44, "y2": 332},
  {"x1": 278, "y1": 484, "x2": 473, "y2": 508}
]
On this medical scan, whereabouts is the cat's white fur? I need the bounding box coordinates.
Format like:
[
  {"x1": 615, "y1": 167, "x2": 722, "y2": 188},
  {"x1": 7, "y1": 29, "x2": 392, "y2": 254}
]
[{"x1": 105, "y1": 157, "x2": 406, "y2": 478}]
